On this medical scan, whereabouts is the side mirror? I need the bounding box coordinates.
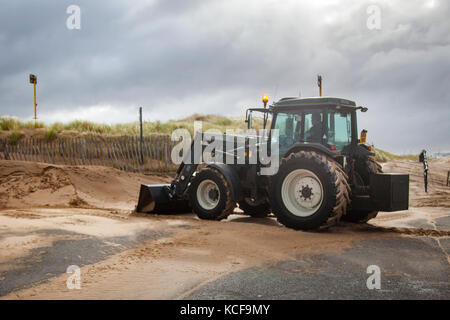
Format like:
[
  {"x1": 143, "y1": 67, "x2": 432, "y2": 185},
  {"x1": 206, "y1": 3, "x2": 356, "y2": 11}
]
[
  {"x1": 357, "y1": 106, "x2": 368, "y2": 112},
  {"x1": 247, "y1": 112, "x2": 253, "y2": 129}
]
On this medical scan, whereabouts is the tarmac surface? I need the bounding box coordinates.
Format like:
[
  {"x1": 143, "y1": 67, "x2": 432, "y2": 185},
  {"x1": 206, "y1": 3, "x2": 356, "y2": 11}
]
[
  {"x1": 0, "y1": 228, "x2": 169, "y2": 296},
  {"x1": 1, "y1": 209, "x2": 449, "y2": 299},
  {"x1": 187, "y1": 236, "x2": 450, "y2": 299}
]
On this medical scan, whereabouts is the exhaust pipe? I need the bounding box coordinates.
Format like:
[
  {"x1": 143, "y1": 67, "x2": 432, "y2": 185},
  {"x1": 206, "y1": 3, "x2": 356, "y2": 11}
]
[{"x1": 136, "y1": 184, "x2": 191, "y2": 213}]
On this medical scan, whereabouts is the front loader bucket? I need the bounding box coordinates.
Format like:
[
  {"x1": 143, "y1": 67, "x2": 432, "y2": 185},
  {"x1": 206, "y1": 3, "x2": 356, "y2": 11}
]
[{"x1": 136, "y1": 184, "x2": 191, "y2": 213}]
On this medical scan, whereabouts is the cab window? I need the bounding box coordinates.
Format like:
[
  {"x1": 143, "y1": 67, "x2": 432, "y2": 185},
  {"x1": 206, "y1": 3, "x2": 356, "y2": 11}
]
[
  {"x1": 272, "y1": 113, "x2": 302, "y2": 155},
  {"x1": 325, "y1": 112, "x2": 352, "y2": 150}
]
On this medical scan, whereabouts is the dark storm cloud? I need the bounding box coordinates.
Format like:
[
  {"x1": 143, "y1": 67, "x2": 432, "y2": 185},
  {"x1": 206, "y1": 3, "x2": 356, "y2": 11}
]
[{"x1": 0, "y1": 0, "x2": 449, "y2": 153}]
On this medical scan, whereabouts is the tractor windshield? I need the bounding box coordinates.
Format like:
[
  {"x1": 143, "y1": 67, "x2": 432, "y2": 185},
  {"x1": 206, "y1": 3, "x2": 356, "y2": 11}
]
[
  {"x1": 272, "y1": 112, "x2": 302, "y2": 156},
  {"x1": 271, "y1": 109, "x2": 353, "y2": 155}
]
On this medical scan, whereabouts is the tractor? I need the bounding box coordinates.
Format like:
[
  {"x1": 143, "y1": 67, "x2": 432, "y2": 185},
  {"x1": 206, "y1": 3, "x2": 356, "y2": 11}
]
[{"x1": 137, "y1": 96, "x2": 409, "y2": 230}]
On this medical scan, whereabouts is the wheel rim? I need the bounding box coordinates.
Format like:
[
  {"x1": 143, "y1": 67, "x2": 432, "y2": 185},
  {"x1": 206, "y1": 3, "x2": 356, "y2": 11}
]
[
  {"x1": 281, "y1": 169, "x2": 324, "y2": 217},
  {"x1": 196, "y1": 179, "x2": 220, "y2": 210}
]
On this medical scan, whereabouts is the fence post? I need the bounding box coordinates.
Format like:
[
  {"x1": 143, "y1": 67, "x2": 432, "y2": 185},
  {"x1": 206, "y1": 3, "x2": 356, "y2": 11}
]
[
  {"x1": 86, "y1": 137, "x2": 93, "y2": 166},
  {"x1": 131, "y1": 136, "x2": 139, "y2": 172},
  {"x1": 10, "y1": 143, "x2": 15, "y2": 161},
  {"x1": 66, "y1": 139, "x2": 72, "y2": 165},
  {"x1": 147, "y1": 136, "x2": 153, "y2": 171},
  {"x1": 5, "y1": 143, "x2": 10, "y2": 160},
  {"x1": 32, "y1": 139, "x2": 37, "y2": 162},
  {"x1": 139, "y1": 107, "x2": 144, "y2": 165},
  {"x1": 45, "y1": 142, "x2": 52, "y2": 164},
  {"x1": 135, "y1": 135, "x2": 143, "y2": 173},
  {"x1": 59, "y1": 140, "x2": 65, "y2": 165},
  {"x1": 81, "y1": 138, "x2": 85, "y2": 165},
  {"x1": 97, "y1": 138, "x2": 104, "y2": 167},
  {"x1": 63, "y1": 140, "x2": 71, "y2": 165},
  {"x1": 133, "y1": 135, "x2": 139, "y2": 173},
  {"x1": 164, "y1": 135, "x2": 169, "y2": 172},
  {"x1": 74, "y1": 138, "x2": 80, "y2": 165},
  {"x1": 39, "y1": 138, "x2": 43, "y2": 163},
  {"x1": 157, "y1": 135, "x2": 161, "y2": 172},
  {"x1": 110, "y1": 138, "x2": 121, "y2": 170}
]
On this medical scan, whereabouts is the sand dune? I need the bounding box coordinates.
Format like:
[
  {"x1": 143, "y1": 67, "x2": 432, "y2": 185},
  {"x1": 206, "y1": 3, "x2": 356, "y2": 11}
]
[
  {"x1": 0, "y1": 160, "x2": 170, "y2": 212},
  {"x1": 1, "y1": 157, "x2": 449, "y2": 213}
]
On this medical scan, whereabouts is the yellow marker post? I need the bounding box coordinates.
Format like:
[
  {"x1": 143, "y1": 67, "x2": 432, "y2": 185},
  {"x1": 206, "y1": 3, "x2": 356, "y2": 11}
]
[{"x1": 29, "y1": 74, "x2": 37, "y2": 126}]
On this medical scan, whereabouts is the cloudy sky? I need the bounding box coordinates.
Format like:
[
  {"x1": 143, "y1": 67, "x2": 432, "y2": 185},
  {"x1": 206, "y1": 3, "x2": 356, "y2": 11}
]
[{"x1": 0, "y1": 0, "x2": 449, "y2": 154}]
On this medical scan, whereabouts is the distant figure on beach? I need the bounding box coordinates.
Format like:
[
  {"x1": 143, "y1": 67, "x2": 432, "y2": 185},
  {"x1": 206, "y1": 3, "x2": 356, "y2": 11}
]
[{"x1": 419, "y1": 150, "x2": 428, "y2": 193}]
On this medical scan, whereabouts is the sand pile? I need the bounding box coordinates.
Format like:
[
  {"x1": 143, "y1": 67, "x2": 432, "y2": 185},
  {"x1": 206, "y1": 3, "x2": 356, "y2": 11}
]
[
  {"x1": 0, "y1": 160, "x2": 170, "y2": 211},
  {"x1": 0, "y1": 156, "x2": 448, "y2": 212},
  {"x1": 382, "y1": 157, "x2": 450, "y2": 208}
]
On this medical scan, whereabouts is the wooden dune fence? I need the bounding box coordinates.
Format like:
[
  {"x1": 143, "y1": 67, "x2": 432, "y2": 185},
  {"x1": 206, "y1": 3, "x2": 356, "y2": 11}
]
[{"x1": 0, "y1": 135, "x2": 178, "y2": 174}]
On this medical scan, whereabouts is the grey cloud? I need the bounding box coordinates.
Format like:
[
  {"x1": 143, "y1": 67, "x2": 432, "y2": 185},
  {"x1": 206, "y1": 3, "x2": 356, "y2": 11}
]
[{"x1": 0, "y1": 0, "x2": 449, "y2": 154}]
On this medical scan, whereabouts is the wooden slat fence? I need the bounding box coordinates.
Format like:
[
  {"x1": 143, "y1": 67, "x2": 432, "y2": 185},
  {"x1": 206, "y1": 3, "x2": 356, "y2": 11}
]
[{"x1": 0, "y1": 135, "x2": 177, "y2": 174}]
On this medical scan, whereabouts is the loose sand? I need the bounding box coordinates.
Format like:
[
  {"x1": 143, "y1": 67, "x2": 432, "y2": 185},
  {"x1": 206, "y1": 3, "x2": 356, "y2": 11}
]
[
  {"x1": 0, "y1": 157, "x2": 448, "y2": 299},
  {"x1": 1, "y1": 213, "x2": 396, "y2": 299},
  {"x1": 0, "y1": 160, "x2": 170, "y2": 211}
]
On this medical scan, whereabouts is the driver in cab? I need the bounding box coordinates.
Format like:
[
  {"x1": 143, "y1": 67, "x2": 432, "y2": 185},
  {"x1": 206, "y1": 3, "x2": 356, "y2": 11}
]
[{"x1": 305, "y1": 113, "x2": 323, "y2": 143}]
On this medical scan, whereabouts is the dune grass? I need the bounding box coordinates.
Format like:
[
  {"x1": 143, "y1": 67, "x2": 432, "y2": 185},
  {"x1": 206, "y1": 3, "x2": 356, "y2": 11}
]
[
  {"x1": 373, "y1": 148, "x2": 417, "y2": 163},
  {"x1": 0, "y1": 116, "x2": 45, "y2": 131},
  {"x1": 1, "y1": 115, "x2": 416, "y2": 160},
  {"x1": 0, "y1": 114, "x2": 264, "y2": 137}
]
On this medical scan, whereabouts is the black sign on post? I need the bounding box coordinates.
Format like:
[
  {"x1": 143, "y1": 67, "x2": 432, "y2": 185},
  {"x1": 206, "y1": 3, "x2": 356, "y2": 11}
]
[{"x1": 29, "y1": 74, "x2": 37, "y2": 84}]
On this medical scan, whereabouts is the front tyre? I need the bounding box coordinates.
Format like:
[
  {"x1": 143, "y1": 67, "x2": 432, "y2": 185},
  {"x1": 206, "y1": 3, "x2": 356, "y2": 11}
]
[
  {"x1": 270, "y1": 151, "x2": 350, "y2": 230},
  {"x1": 189, "y1": 167, "x2": 236, "y2": 220}
]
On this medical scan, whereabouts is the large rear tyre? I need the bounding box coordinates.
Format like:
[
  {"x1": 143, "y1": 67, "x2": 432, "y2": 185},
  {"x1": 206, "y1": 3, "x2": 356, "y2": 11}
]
[
  {"x1": 343, "y1": 157, "x2": 382, "y2": 223},
  {"x1": 238, "y1": 198, "x2": 271, "y2": 218},
  {"x1": 270, "y1": 151, "x2": 350, "y2": 230},
  {"x1": 189, "y1": 167, "x2": 236, "y2": 220}
]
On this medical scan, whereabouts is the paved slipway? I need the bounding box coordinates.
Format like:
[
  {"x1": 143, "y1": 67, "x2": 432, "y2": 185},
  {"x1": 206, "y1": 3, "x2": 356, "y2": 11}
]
[
  {"x1": 0, "y1": 210, "x2": 449, "y2": 300},
  {"x1": 0, "y1": 159, "x2": 449, "y2": 300}
]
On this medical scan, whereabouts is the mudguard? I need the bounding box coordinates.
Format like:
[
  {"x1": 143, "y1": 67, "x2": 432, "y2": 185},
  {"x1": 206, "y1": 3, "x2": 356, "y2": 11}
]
[{"x1": 283, "y1": 143, "x2": 337, "y2": 158}]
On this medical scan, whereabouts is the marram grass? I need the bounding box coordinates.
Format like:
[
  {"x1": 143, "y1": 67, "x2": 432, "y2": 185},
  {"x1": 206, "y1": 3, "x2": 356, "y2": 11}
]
[{"x1": 0, "y1": 115, "x2": 415, "y2": 161}]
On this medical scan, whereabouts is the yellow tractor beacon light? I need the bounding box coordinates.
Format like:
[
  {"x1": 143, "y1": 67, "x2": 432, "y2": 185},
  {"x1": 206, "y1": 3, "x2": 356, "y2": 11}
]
[{"x1": 262, "y1": 94, "x2": 269, "y2": 107}]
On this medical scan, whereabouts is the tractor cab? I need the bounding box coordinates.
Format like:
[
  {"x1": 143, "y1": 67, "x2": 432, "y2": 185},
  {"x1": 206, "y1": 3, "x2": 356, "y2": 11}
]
[
  {"x1": 271, "y1": 97, "x2": 360, "y2": 157},
  {"x1": 246, "y1": 96, "x2": 371, "y2": 159}
]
